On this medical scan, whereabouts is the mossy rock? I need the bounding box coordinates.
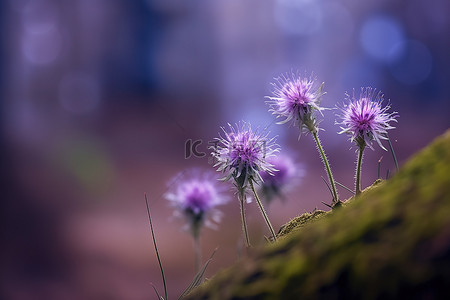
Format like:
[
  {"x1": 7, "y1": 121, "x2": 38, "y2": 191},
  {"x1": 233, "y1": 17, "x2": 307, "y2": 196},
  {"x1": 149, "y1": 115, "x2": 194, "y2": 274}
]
[{"x1": 185, "y1": 129, "x2": 450, "y2": 299}]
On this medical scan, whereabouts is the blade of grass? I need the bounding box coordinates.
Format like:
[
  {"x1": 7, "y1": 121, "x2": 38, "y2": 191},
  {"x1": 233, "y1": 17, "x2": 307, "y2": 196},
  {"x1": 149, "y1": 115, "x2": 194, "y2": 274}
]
[
  {"x1": 151, "y1": 283, "x2": 164, "y2": 300},
  {"x1": 145, "y1": 194, "x2": 168, "y2": 300},
  {"x1": 387, "y1": 134, "x2": 399, "y2": 172},
  {"x1": 378, "y1": 156, "x2": 383, "y2": 179},
  {"x1": 335, "y1": 181, "x2": 355, "y2": 195},
  {"x1": 321, "y1": 201, "x2": 332, "y2": 209},
  {"x1": 178, "y1": 248, "x2": 218, "y2": 299},
  {"x1": 320, "y1": 177, "x2": 335, "y2": 208},
  {"x1": 321, "y1": 176, "x2": 333, "y2": 198}
]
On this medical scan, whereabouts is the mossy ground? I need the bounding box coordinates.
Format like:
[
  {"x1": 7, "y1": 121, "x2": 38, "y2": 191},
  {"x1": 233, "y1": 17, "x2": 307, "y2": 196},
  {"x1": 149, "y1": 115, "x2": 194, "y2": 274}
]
[
  {"x1": 277, "y1": 178, "x2": 384, "y2": 239},
  {"x1": 185, "y1": 129, "x2": 450, "y2": 299}
]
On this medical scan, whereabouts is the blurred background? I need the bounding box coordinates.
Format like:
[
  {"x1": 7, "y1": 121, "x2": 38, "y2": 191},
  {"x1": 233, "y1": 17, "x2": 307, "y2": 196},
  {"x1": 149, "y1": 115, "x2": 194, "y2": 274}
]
[{"x1": 2, "y1": 0, "x2": 450, "y2": 299}]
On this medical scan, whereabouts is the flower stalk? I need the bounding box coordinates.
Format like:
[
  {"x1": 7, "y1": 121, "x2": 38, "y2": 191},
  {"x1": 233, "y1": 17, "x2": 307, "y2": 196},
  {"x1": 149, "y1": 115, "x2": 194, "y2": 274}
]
[
  {"x1": 250, "y1": 180, "x2": 277, "y2": 241},
  {"x1": 312, "y1": 132, "x2": 339, "y2": 205},
  {"x1": 238, "y1": 189, "x2": 251, "y2": 247},
  {"x1": 192, "y1": 228, "x2": 202, "y2": 273},
  {"x1": 355, "y1": 140, "x2": 366, "y2": 195}
]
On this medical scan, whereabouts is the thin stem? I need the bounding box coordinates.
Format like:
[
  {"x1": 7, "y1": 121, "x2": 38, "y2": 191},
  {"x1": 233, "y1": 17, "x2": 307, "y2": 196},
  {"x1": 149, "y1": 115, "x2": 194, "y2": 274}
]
[
  {"x1": 355, "y1": 144, "x2": 365, "y2": 195},
  {"x1": 320, "y1": 176, "x2": 333, "y2": 199},
  {"x1": 144, "y1": 194, "x2": 167, "y2": 300},
  {"x1": 377, "y1": 156, "x2": 383, "y2": 179},
  {"x1": 250, "y1": 180, "x2": 277, "y2": 241},
  {"x1": 193, "y1": 235, "x2": 201, "y2": 274},
  {"x1": 312, "y1": 132, "x2": 339, "y2": 204},
  {"x1": 336, "y1": 181, "x2": 355, "y2": 195},
  {"x1": 387, "y1": 134, "x2": 399, "y2": 172},
  {"x1": 321, "y1": 201, "x2": 333, "y2": 209},
  {"x1": 179, "y1": 248, "x2": 218, "y2": 299},
  {"x1": 238, "y1": 190, "x2": 251, "y2": 247}
]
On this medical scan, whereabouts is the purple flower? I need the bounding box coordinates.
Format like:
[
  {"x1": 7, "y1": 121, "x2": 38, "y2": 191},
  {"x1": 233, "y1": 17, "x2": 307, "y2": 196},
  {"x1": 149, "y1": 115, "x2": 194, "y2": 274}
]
[
  {"x1": 259, "y1": 153, "x2": 304, "y2": 203},
  {"x1": 266, "y1": 72, "x2": 325, "y2": 134},
  {"x1": 211, "y1": 122, "x2": 279, "y2": 190},
  {"x1": 165, "y1": 169, "x2": 228, "y2": 235},
  {"x1": 336, "y1": 87, "x2": 398, "y2": 150}
]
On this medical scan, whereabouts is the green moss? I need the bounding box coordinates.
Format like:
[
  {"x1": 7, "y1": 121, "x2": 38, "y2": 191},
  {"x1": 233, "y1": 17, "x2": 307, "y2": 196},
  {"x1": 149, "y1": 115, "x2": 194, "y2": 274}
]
[
  {"x1": 277, "y1": 179, "x2": 385, "y2": 239},
  {"x1": 277, "y1": 210, "x2": 327, "y2": 238},
  {"x1": 185, "y1": 130, "x2": 450, "y2": 299}
]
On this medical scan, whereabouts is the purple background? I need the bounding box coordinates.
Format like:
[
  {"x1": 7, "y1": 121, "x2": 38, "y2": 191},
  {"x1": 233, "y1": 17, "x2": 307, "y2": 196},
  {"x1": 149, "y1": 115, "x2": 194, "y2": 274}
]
[{"x1": 2, "y1": 0, "x2": 450, "y2": 299}]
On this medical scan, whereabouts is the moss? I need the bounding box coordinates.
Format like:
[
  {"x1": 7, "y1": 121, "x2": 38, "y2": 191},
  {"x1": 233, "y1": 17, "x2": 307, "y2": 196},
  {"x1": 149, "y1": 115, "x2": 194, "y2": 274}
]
[
  {"x1": 277, "y1": 210, "x2": 328, "y2": 238},
  {"x1": 185, "y1": 130, "x2": 450, "y2": 299},
  {"x1": 277, "y1": 179, "x2": 385, "y2": 239}
]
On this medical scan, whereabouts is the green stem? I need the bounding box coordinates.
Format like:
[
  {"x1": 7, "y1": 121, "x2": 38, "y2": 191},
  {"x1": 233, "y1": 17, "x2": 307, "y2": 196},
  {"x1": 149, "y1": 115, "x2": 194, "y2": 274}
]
[
  {"x1": 238, "y1": 190, "x2": 251, "y2": 247},
  {"x1": 193, "y1": 235, "x2": 201, "y2": 274},
  {"x1": 312, "y1": 132, "x2": 339, "y2": 204},
  {"x1": 250, "y1": 180, "x2": 277, "y2": 241},
  {"x1": 355, "y1": 144, "x2": 365, "y2": 195}
]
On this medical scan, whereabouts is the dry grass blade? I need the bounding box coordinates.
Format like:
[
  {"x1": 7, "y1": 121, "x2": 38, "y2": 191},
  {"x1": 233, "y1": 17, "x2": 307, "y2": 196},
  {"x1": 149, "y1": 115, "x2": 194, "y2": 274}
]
[
  {"x1": 145, "y1": 194, "x2": 168, "y2": 300},
  {"x1": 387, "y1": 134, "x2": 399, "y2": 172},
  {"x1": 151, "y1": 283, "x2": 165, "y2": 300},
  {"x1": 178, "y1": 248, "x2": 218, "y2": 299},
  {"x1": 335, "y1": 181, "x2": 355, "y2": 195}
]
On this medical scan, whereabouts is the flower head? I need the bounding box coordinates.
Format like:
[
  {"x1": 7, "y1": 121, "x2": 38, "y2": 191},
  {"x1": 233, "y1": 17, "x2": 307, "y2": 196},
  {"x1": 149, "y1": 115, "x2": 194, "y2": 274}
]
[
  {"x1": 266, "y1": 72, "x2": 326, "y2": 134},
  {"x1": 259, "y1": 153, "x2": 304, "y2": 203},
  {"x1": 211, "y1": 122, "x2": 279, "y2": 190},
  {"x1": 165, "y1": 169, "x2": 228, "y2": 236},
  {"x1": 336, "y1": 87, "x2": 398, "y2": 150}
]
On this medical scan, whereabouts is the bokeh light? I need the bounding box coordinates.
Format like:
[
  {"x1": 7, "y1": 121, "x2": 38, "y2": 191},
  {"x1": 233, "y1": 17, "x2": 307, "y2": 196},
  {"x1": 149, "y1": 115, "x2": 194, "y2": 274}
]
[
  {"x1": 360, "y1": 15, "x2": 405, "y2": 63},
  {"x1": 275, "y1": 0, "x2": 323, "y2": 36},
  {"x1": 21, "y1": 27, "x2": 62, "y2": 65},
  {"x1": 389, "y1": 40, "x2": 433, "y2": 85},
  {"x1": 20, "y1": 0, "x2": 59, "y2": 35}
]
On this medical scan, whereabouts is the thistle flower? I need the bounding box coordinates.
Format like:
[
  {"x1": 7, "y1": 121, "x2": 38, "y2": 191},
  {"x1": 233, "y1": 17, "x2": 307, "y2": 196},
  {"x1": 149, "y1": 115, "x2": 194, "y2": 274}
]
[
  {"x1": 266, "y1": 72, "x2": 339, "y2": 206},
  {"x1": 211, "y1": 122, "x2": 279, "y2": 190},
  {"x1": 259, "y1": 154, "x2": 304, "y2": 204},
  {"x1": 266, "y1": 72, "x2": 325, "y2": 135},
  {"x1": 337, "y1": 87, "x2": 398, "y2": 195},
  {"x1": 165, "y1": 169, "x2": 228, "y2": 237},
  {"x1": 211, "y1": 121, "x2": 280, "y2": 245},
  {"x1": 337, "y1": 87, "x2": 398, "y2": 151}
]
